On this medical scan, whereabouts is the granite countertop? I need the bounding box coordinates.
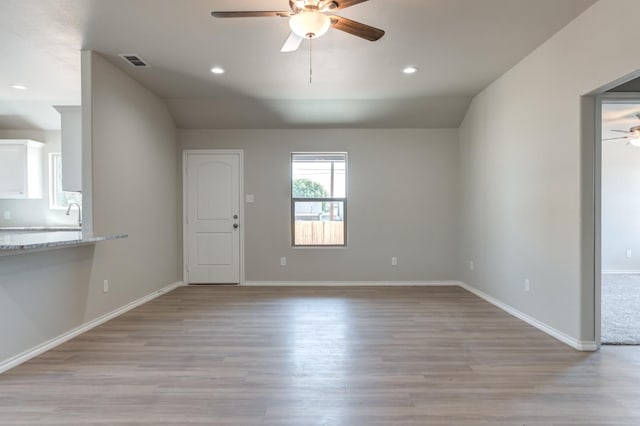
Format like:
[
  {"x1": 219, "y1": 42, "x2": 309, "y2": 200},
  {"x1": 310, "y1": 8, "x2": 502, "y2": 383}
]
[
  {"x1": 0, "y1": 226, "x2": 82, "y2": 232},
  {"x1": 0, "y1": 230, "x2": 127, "y2": 254}
]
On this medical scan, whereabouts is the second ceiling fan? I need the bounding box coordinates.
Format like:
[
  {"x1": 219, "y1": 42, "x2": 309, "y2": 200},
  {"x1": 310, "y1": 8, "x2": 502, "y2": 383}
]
[
  {"x1": 212, "y1": 0, "x2": 385, "y2": 52},
  {"x1": 603, "y1": 113, "x2": 640, "y2": 146}
]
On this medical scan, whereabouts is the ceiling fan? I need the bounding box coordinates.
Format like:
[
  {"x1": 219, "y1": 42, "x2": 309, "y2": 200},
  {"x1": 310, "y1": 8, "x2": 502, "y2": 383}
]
[
  {"x1": 211, "y1": 0, "x2": 385, "y2": 53},
  {"x1": 603, "y1": 113, "x2": 640, "y2": 147}
]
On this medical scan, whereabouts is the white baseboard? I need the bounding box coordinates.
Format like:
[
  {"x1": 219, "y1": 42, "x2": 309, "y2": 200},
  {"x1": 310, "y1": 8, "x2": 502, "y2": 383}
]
[
  {"x1": 0, "y1": 281, "x2": 184, "y2": 374},
  {"x1": 458, "y1": 282, "x2": 597, "y2": 352},
  {"x1": 242, "y1": 281, "x2": 460, "y2": 287},
  {"x1": 601, "y1": 270, "x2": 640, "y2": 275}
]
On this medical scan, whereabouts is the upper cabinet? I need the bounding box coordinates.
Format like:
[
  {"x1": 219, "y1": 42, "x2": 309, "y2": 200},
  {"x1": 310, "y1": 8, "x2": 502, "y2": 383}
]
[
  {"x1": 53, "y1": 105, "x2": 82, "y2": 192},
  {"x1": 0, "y1": 140, "x2": 44, "y2": 199}
]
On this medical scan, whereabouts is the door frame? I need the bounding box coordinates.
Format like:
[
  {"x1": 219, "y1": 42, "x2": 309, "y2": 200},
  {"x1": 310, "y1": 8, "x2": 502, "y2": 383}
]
[{"x1": 182, "y1": 149, "x2": 245, "y2": 285}]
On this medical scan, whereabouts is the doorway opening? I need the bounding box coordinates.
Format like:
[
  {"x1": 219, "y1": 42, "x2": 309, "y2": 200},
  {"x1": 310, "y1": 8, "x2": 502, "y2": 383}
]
[{"x1": 600, "y1": 93, "x2": 640, "y2": 345}]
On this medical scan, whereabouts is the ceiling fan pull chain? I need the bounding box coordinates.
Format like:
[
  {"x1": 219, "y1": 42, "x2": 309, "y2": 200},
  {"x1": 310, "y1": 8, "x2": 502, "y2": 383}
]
[{"x1": 309, "y1": 37, "x2": 313, "y2": 84}]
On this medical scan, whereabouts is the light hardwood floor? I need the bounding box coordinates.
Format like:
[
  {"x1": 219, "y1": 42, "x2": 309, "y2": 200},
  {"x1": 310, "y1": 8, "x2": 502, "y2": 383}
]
[{"x1": 1, "y1": 286, "x2": 639, "y2": 425}]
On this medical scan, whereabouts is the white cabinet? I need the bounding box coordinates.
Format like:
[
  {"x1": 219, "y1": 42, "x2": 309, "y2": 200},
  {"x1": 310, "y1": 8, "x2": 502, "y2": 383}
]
[
  {"x1": 53, "y1": 105, "x2": 82, "y2": 192},
  {"x1": 0, "y1": 140, "x2": 44, "y2": 199}
]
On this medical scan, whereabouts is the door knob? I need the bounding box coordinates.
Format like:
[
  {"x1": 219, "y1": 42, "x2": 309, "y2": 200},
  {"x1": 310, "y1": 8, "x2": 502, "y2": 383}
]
[
  {"x1": 233, "y1": 223, "x2": 239, "y2": 229},
  {"x1": 233, "y1": 214, "x2": 238, "y2": 219}
]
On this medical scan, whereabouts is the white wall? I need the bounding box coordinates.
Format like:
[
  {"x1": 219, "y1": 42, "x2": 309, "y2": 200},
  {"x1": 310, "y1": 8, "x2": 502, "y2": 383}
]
[
  {"x1": 85, "y1": 52, "x2": 180, "y2": 318},
  {"x1": 458, "y1": 0, "x2": 640, "y2": 345},
  {"x1": 180, "y1": 129, "x2": 459, "y2": 282},
  {"x1": 601, "y1": 138, "x2": 640, "y2": 272},
  {"x1": 0, "y1": 51, "x2": 180, "y2": 365},
  {"x1": 0, "y1": 129, "x2": 77, "y2": 227}
]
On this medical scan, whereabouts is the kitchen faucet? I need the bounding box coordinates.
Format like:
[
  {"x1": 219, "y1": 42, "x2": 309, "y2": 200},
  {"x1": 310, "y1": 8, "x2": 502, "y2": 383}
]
[{"x1": 66, "y1": 202, "x2": 82, "y2": 227}]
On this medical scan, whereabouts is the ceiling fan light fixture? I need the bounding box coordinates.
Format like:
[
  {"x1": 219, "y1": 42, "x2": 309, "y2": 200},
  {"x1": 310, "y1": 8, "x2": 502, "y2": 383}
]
[
  {"x1": 403, "y1": 66, "x2": 419, "y2": 75},
  {"x1": 210, "y1": 66, "x2": 225, "y2": 75},
  {"x1": 630, "y1": 137, "x2": 640, "y2": 147},
  {"x1": 289, "y1": 11, "x2": 331, "y2": 39}
]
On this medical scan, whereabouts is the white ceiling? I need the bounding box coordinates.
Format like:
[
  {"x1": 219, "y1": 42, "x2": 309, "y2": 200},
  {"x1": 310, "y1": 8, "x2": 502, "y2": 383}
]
[{"x1": 0, "y1": 0, "x2": 597, "y2": 130}]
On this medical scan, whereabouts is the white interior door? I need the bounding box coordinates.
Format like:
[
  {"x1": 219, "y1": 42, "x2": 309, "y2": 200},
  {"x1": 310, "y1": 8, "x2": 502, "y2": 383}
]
[{"x1": 185, "y1": 152, "x2": 241, "y2": 284}]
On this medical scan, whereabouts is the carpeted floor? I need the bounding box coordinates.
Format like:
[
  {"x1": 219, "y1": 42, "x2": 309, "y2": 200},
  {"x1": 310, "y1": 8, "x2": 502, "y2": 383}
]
[{"x1": 602, "y1": 273, "x2": 640, "y2": 345}]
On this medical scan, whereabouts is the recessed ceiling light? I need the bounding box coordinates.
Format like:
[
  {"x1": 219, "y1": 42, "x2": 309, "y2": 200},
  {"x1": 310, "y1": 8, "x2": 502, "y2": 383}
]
[
  {"x1": 210, "y1": 67, "x2": 225, "y2": 75},
  {"x1": 10, "y1": 83, "x2": 28, "y2": 90},
  {"x1": 402, "y1": 66, "x2": 419, "y2": 75}
]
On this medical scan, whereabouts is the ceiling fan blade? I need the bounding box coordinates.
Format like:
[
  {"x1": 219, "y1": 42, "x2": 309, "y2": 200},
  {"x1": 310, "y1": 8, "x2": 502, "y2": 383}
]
[
  {"x1": 329, "y1": 15, "x2": 385, "y2": 41},
  {"x1": 321, "y1": 0, "x2": 369, "y2": 11},
  {"x1": 611, "y1": 129, "x2": 631, "y2": 133},
  {"x1": 281, "y1": 32, "x2": 304, "y2": 52},
  {"x1": 289, "y1": 0, "x2": 301, "y2": 13},
  {"x1": 602, "y1": 137, "x2": 630, "y2": 141},
  {"x1": 211, "y1": 11, "x2": 291, "y2": 18}
]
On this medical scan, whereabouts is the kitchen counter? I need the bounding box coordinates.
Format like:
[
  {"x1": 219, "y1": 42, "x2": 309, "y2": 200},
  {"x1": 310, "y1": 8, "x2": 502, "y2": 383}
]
[
  {"x1": 0, "y1": 226, "x2": 82, "y2": 231},
  {"x1": 0, "y1": 229, "x2": 127, "y2": 254}
]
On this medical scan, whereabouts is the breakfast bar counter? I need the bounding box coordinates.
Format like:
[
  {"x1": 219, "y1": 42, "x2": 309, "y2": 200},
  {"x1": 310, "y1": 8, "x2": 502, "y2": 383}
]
[{"x1": 0, "y1": 229, "x2": 127, "y2": 255}]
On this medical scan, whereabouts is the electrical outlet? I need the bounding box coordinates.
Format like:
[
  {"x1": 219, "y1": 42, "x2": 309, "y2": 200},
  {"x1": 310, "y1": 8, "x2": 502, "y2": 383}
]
[
  {"x1": 391, "y1": 257, "x2": 398, "y2": 266},
  {"x1": 3, "y1": 211, "x2": 10, "y2": 220},
  {"x1": 524, "y1": 279, "x2": 530, "y2": 292},
  {"x1": 280, "y1": 257, "x2": 287, "y2": 267},
  {"x1": 469, "y1": 261, "x2": 474, "y2": 271},
  {"x1": 103, "y1": 280, "x2": 109, "y2": 293},
  {"x1": 627, "y1": 249, "x2": 633, "y2": 259}
]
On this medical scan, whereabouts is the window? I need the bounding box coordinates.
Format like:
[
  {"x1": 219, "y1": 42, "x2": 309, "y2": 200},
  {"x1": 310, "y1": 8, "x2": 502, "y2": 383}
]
[
  {"x1": 291, "y1": 153, "x2": 347, "y2": 246},
  {"x1": 49, "y1": 153, "x2": 82, "y2": 210}
]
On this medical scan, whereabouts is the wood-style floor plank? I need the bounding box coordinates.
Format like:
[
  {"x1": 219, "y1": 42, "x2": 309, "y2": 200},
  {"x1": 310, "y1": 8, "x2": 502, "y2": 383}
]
[{"x1": 0, "y1": 286, "x2": 639, "y2": 425}]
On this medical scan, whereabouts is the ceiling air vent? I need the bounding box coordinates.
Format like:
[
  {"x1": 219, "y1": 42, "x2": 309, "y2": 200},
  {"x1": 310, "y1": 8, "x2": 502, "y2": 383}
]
[{"x1": 118, "y1": 54, "x2": 149, "y2": 67}]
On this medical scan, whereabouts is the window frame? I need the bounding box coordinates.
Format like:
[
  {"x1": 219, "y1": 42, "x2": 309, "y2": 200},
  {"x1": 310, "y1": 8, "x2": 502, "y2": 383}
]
[
  {"x1": 290, "y1": 152, "x2": 348, "y2": 248},
  {"x1": 48, "y1": 152, "x2": 81, "y2": 210}
]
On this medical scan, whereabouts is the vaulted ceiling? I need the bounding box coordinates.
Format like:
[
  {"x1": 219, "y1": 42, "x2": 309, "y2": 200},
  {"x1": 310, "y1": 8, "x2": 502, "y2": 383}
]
[{"x1": 0, "y1": 0, "x2": 597, "y2": 130}]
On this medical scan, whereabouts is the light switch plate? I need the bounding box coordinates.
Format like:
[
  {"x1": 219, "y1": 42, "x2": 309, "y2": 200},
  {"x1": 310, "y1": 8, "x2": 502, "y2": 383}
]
[{"x1": 245, "y1": 194, "x2": 255, "y2": 203}]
